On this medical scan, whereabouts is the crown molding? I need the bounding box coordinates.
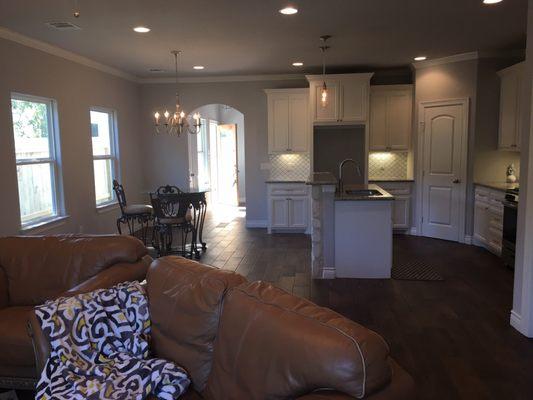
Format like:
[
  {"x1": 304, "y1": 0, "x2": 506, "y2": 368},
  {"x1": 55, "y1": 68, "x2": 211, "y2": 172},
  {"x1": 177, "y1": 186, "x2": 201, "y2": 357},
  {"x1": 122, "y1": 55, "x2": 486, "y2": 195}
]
[
  {"x1": 0, "y1": 26, "x2": 138, "y2": 82},
  {"x1": 139, "y1": 73, "x2": 307, "y2": 84},
  {"x1": 412, "y1": 51, "x2": 479, "y2": 69}
]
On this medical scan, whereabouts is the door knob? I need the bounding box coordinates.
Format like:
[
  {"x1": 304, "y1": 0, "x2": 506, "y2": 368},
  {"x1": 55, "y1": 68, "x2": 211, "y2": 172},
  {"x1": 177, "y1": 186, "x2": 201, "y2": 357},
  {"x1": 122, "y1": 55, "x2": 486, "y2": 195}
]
[{"x1": 453, "y1": 178, "x2": 460, "y2": 184}]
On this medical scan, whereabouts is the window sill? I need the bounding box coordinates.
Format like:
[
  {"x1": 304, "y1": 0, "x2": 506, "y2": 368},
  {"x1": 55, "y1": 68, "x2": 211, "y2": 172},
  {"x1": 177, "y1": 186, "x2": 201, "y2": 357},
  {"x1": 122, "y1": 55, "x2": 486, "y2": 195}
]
[
  {"x1": 20, "y1": 215, "x2": 70, "y2": 234},
  {"x1": 96, "y1": 202, "x2": 119, "y2": 214}
]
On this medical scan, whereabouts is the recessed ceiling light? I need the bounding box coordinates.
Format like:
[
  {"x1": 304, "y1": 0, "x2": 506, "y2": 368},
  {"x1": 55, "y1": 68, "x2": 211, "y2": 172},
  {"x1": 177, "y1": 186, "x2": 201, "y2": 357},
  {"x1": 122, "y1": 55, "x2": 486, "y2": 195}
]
[
  {"x1": 279, "y1": 6, "x2": 298, "y2": 15},
  {"x1": 193, "y1": 65, "x2": 205, "y2": 70},
  {"x1": 133, "y1": 26, "x2": 150, "y2": 33},
  {"x1": 414, "y1": 56, "x2": 427, "y2": 61},
  {"x1": 483, "y1": 0, "x2": 503, "y2": 4},
  {"x1": 292, "y1": 62, "x2": 304, "y2": 67}
]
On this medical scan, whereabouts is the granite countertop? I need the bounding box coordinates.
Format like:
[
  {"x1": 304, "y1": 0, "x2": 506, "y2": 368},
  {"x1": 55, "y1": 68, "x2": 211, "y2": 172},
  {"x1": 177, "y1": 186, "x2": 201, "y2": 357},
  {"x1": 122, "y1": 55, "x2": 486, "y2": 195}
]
[
  {"x1": 335, "y1": 184, "x2": 394, "y2": 201},
  {"x1": 266, "y1": 179, "x2": 306, "y2": 184},
  {"x1": 475, "y1": 181, "x2": 519, "y2": 191},
  {"x1": 306, "y1": 172, "x2": 337, "y2": 186},
  {"x1": 369, "y1": 178, "x2": 415, "y2": 183}
]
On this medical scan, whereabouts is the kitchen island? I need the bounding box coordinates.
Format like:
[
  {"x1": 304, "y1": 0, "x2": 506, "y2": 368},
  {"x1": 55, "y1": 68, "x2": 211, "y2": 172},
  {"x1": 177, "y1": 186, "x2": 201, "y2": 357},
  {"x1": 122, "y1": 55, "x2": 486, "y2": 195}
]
[{"x1": 307, "y1": 172, "x2": 394, "y2": 279}]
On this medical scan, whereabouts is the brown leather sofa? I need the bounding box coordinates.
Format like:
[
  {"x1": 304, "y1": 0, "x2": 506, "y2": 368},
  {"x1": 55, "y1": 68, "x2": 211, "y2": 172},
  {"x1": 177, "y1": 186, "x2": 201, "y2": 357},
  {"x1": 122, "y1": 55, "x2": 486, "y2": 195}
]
[
  {"x1": 30, "y1": 256, "x2": 415, "y2": 399},
  {"x1": 0, "y1": 234, "x2": 151, "y2": 390}
]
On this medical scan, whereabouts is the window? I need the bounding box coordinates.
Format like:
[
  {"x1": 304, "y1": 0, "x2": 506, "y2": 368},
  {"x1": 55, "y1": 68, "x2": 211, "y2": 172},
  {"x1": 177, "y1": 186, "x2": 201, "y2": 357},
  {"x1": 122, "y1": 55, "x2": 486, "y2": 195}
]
[
  {"x1": 10, "y1": 93, "x2": 63, "y2": 227},
  {"x1": 90, "y1": 108, "x2": 119, "y2": 207}
]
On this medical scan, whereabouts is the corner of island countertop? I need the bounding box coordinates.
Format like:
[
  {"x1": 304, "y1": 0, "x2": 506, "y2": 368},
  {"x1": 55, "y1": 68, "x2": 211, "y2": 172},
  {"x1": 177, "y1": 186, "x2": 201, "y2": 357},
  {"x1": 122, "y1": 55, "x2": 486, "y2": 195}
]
[{"x1": 306, "y1": 172, "x2": 338, "y2": 185}]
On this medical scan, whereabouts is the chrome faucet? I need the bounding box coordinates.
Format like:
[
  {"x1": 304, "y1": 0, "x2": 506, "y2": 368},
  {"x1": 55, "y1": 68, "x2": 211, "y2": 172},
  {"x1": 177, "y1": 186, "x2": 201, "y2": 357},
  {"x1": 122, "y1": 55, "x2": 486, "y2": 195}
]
[{"x1": 338, "y1": 158, "x2": 362, "y2": 194}]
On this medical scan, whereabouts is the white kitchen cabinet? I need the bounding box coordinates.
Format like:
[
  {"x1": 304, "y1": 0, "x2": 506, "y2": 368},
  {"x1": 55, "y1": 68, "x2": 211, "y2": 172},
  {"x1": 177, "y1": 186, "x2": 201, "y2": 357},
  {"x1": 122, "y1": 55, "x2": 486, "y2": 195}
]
[
  {"x1": 473, "y1": 186, "x2": 504, "y2": 255},
  {"x1": 265, "y1": 89, "x2": 309, "y2": 154},
  {"x1": 306, "y1": 73, "x2": 373, "y2": 125},
  {"x1": 372, "y1": 181, "x2": 412, "y2": 231},
  {"x1": 267, "y1": 183, "x2": 309, "y2": 233},
  {"x1": 498, "y1": 62, "x2": 524, "y2": 152},
  {"x1": 369, "y1": 85, "x2": 413, "y2": 151}
]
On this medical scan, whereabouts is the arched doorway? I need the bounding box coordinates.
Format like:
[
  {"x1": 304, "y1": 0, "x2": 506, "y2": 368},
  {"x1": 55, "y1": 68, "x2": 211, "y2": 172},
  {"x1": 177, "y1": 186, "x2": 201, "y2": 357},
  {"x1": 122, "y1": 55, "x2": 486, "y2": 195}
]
[{"x1": 188, "y1": 104, "x2": 245, "y2": 208}]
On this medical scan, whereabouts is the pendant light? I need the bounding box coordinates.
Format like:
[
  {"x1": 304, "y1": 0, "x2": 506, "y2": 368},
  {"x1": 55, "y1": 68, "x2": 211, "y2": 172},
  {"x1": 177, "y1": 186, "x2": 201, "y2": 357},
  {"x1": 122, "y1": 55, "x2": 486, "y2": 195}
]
[{"x1": 319, "y1": 35, "x2": 331, "y2": 109}]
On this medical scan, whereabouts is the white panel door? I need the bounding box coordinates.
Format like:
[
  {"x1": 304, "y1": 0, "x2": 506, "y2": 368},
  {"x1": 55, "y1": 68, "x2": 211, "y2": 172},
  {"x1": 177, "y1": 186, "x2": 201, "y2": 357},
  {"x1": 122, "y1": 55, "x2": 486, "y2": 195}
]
[
  {"x1": 312, "y1": 80, "x2": 339, "y2": 123},
  {"x1": 270, "y1": 198, "x2": 289, "y2": 228},
  {"x1": 289, "y1": 94, "x2": 309, "y2": 152},
  {"x1": 288, "y1": 197, "x2": 308, "y2": 228},
  {"x1": 387, "y1": 92, "x2": 412, "y2": 150},
  {"x1": 340, "y1": 77, "x2": 367, "y2": 122},
  {"x1": 369, "y1": 92, "x2": 388, "y2": 150},
  {"x1": 269, "y1": 96, "x2": 289, "y2": 153},
  {"x1": 421, "y1": 103, "x2": 467, "y2": 241}
]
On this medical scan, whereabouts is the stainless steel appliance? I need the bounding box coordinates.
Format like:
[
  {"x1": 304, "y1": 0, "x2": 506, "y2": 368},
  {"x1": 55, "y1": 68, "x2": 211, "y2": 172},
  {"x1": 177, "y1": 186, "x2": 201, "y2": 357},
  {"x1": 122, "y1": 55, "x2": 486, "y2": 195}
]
[{"x1": 502, "y1": 187, "x2": 519, "y2": 269}]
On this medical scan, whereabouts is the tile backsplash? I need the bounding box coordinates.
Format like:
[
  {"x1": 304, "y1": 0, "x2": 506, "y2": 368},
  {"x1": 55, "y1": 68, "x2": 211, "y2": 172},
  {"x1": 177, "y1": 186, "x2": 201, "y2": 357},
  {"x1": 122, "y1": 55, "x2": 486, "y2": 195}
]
[
  {"x1": 368, "y1": 151, "x2": 408, "y2": 180},
  {"x1": 269, "y1": 153, "x2": 311, "y2": 181}
]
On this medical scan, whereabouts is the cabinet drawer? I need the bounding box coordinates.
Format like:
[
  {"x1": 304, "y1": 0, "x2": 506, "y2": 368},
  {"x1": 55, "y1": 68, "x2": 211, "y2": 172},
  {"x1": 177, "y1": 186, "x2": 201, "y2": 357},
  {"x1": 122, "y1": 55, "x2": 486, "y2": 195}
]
[{"x1": 269, "y1": 184, "x2": 308, "y2": 197}]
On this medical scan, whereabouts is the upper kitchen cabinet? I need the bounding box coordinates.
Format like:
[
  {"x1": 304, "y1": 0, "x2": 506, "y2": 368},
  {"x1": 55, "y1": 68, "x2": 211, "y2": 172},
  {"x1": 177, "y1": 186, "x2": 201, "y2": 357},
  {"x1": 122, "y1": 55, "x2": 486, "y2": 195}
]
[
  {"x1": 306, "y1": 73, "x2": 374, "y2": 125},
  {"x1": 265, "y1": 89, "x2": 309, "y2": 154},
  {"x1": 369, "y1": 85, "x2": 413, "y2": 151},
  {"x1": 498, "y1": 62, "x2": 524, "y2": 152}
]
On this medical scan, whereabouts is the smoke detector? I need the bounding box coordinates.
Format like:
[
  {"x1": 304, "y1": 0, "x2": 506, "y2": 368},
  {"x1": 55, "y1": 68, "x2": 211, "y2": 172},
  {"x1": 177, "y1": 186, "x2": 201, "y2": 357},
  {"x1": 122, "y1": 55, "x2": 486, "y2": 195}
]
[{"x1": 45, "y1": 21, "x2": 81, "y2": 31}]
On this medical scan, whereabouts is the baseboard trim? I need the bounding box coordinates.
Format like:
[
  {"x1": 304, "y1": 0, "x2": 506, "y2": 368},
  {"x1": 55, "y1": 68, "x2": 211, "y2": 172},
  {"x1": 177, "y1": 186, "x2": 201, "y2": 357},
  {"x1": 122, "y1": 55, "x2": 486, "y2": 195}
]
[
  {"x1": 322, "y1": 267, "x2": 336, "y2": 279},
  {"x1": 409, "y1": 227, "x2": 418, "y2": 236},
  {"x1": 464, "y1": 235, "x2": 473, "y2": 245},
  {"x1": 510, "y1": 310, "x2": 529, "y2": 336},
  {"x1": 246, "y1": 219, "x2": 268, "y2": 228}
]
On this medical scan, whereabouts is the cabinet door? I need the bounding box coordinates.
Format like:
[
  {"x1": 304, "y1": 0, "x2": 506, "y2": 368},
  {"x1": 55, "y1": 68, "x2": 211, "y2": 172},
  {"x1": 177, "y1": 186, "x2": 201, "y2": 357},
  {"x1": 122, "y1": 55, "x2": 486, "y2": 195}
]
[
  {"x1": 288, "y1": 94, "x2": 309, "y2": 152},
  {"x1": 474, "y1": 201, "x2": 490, "y2": 245},
  {"x1": 499, "y1": 73, "x2": 520, "y2": 151},
  {"x1": 312, "y1": 79, "x2": 339, "y2": 123},
  {"x1": 387, "y1": 92, "x2": 412, "y2": 150},
  {"x1": 340, "y1": 78, "x2": 367, "y2": 122},
  {"x1": 392, "y1": 196, "x2": 410, "y2": 229},
  {"x1": 288, "y1": 197, "x2": 308, "y2": 229},
  {"x1": 270, "y1": 198, "x2": 289, "y2": 228},
  {"x1": 268, "y1": 95, "x2": 289, "y2": 153},
  {"x1": 369, "y1": 92, "x2": 388, "y2": 150}
]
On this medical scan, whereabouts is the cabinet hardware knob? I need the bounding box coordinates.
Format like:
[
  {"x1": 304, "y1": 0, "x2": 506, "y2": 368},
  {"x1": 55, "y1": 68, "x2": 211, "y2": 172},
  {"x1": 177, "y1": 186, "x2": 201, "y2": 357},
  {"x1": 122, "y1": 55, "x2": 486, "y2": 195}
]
[{"x1": 453, "y1": 178, "x2": 461, "y2": 184}]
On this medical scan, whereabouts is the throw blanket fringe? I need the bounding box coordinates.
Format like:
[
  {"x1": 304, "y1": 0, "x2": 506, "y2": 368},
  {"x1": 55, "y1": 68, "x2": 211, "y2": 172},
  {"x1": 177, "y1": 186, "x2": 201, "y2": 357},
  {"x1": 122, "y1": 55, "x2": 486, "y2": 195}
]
[{"x1": 35, "y1": 281, "x2": 190, "y2": 400}]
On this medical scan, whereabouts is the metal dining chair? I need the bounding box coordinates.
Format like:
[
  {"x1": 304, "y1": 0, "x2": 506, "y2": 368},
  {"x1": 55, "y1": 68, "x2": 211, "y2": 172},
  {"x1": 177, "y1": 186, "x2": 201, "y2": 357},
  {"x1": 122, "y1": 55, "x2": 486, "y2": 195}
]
[{"x1": 113, "y1": 180, "x2": 153, "y2": 245}]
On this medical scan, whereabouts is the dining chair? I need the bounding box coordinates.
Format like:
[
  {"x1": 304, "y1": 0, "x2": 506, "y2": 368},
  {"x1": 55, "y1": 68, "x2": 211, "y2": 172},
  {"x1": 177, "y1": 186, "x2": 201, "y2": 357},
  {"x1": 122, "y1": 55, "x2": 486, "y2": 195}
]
[{"x1": 113, "y1": 180, "x2": 153, "y2": 244}]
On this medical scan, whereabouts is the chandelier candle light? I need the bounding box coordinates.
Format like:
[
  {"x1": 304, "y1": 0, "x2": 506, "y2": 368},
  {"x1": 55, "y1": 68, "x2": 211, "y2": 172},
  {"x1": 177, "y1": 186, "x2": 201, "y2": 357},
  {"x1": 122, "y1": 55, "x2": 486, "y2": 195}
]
[
  {"x1": 154, "y1": 50, "x2": 201, "y2": 135},
  {"x1": 319, "y1": 35, "x2": 331, "y2": 109}
]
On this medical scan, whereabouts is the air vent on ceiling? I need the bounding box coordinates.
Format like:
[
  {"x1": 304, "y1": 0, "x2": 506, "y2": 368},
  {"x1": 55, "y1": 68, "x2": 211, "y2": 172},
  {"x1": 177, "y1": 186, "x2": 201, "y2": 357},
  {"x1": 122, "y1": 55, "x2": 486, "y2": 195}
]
[
  {"x1": 45, "y1": 21, "x2": 81, "y2": 31},
  {"x1": 149, "y1": 68, "x2": 166, "y2": 73}
]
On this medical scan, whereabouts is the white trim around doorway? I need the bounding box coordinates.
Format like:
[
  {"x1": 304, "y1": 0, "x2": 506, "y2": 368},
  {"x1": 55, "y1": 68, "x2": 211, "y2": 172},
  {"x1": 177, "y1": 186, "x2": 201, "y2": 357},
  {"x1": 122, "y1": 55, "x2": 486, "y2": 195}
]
[{"x1": 416, "y1": 98, "x2": 470, "y2": 243}]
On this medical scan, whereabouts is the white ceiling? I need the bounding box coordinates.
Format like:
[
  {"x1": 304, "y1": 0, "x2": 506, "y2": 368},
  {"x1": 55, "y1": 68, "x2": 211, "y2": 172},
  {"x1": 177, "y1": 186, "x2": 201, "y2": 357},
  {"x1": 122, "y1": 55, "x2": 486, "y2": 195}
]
[{"x1": 0, "y1": 0, "x2": 527, "y2": 78}]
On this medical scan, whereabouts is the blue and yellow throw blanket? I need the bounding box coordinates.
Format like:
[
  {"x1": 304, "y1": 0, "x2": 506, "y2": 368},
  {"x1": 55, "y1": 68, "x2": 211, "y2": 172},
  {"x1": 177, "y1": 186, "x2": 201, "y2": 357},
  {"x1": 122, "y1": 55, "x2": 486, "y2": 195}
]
[{"x1": 35, "y1": 281, "x2": 190, "y2": 399}]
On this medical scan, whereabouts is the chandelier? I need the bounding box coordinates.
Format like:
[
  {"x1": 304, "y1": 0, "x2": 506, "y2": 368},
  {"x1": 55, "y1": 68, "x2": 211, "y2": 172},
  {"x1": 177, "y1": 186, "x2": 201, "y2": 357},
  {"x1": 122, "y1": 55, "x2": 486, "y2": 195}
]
[{"x1": 154, "y1": 50, "x2": 201, "y2": 135}]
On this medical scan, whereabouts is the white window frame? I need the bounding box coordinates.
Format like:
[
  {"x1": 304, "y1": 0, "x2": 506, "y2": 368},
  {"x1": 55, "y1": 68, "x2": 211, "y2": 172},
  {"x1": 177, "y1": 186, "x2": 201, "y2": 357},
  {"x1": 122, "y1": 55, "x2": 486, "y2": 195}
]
[
  {"x1": 89, "y1": 106, "x2": 120, "y2": 208},
  {"x1": 11, "y1": 92, "x2": 65, "y2": 229}
]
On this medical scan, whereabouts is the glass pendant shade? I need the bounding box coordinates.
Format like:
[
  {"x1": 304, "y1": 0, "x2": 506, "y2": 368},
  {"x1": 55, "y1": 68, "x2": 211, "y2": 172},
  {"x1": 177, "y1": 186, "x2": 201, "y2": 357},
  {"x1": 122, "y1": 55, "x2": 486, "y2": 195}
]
[{"x1": 320, "y1": 82, "x2": 328, "y2": 108}]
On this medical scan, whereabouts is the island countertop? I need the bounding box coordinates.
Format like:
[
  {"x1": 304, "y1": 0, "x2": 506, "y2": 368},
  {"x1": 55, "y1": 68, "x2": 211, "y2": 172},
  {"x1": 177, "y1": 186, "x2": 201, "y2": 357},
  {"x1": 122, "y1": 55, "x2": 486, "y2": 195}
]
[
  {"x1": 306, "y1": 172, "x2": 337, "y2": 186},
  {"x1": 335, "y1": 184, "x2": 394, "y2": 201}
]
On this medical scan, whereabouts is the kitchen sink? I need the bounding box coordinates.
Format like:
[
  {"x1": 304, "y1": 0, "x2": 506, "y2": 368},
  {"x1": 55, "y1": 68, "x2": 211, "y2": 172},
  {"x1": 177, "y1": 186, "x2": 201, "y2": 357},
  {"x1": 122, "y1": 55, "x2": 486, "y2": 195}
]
[{"x1": 344, "y1": 189, "x2": 382, "y2": 196}]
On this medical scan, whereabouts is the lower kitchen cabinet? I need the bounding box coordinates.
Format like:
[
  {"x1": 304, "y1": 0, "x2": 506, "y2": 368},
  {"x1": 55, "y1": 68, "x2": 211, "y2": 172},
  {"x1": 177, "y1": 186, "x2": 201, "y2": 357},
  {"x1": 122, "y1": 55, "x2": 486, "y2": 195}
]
[
  {"x1": 373, "y1": 181, "x2": 412, "y2": 231},
  {"x1": 267, "y1": 183, "x2": 309, "y2": 233},
  {"x1": 474, "y1": 186, "x2": 504, "y2": 256}
]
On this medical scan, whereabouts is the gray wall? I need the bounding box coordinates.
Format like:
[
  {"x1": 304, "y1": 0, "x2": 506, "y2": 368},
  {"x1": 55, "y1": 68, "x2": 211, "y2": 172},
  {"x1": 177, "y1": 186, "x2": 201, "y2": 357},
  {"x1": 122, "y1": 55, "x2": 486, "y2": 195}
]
[
  {"x1": 0, "y1": 38, "x2": 144, "y2": 236},
  {"x1": 414, "y1": 59, "x2": 479, "y2": 236},
  {"x1": 139, "y1": 78, "x2": 307, "y2": 223},
  {"x1": 474, "y1": 57, "x2": 522, "y2": 183}
]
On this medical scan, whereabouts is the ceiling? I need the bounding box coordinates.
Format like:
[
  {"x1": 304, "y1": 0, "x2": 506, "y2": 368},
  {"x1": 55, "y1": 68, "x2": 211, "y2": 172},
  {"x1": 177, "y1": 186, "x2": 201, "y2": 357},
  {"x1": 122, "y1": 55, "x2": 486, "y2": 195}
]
[{"x1": 0, "y1": 0, "x2": 528, "y2": 78}]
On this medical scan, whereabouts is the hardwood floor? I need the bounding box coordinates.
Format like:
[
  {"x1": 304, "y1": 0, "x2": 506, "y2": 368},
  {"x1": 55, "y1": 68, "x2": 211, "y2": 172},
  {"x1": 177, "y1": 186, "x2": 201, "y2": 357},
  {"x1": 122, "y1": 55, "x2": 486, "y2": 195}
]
[{"x1": 198, "y1": 208, "x2": 533, "y2": 400}]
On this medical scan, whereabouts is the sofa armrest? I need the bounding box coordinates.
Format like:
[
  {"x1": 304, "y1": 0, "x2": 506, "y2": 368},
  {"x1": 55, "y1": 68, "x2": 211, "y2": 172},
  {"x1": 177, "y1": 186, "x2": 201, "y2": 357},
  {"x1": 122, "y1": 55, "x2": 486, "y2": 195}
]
[
  {"x1": 60, "y1": 254, "x2": 151, "y2": 298},
  {"x1": 0, "y1": 266, "x2": 8, "y2": 309},
  {"x1": 28, "y1": 310, "x2": 49, "y2": 376}
]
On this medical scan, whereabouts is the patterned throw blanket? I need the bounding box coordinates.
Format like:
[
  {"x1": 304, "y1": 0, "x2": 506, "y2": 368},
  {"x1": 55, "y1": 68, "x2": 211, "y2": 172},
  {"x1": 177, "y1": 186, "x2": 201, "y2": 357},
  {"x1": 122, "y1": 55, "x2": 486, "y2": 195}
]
[{"x1": 35, "y1": 281, "x2": 190, "y2": 400}]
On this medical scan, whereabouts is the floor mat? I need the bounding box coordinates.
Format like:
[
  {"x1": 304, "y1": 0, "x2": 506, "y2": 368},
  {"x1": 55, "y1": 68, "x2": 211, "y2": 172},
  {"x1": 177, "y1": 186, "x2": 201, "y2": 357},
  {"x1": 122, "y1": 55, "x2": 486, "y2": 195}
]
[{"x1": 392, "y1": 257, "x2": 444, "y2": 281}]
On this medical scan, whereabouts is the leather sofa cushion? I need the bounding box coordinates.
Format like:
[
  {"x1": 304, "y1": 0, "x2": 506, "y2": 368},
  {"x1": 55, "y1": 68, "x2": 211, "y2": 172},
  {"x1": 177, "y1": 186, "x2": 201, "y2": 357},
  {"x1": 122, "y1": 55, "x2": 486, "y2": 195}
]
[
  {"x1": 0, "y1": 306, "x2": 36, "y2": 377},
  {"x1": 204, "y1": 282, "x2": 392, "y2": 400},
  {"x1": 0, "y1": 267, "x2": 8, "y2": 309},
  {"x1": 0, "y1": 235, "x2": 147, "y2": 306},
  {"x1": 147, "y1": 257, "x2": 247, "y2": 393}
]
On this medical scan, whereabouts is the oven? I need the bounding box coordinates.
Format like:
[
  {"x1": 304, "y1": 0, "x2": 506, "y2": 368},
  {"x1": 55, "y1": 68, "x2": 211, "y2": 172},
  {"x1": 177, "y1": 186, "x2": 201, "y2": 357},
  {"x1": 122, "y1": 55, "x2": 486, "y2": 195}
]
[{"x1": 502, "y1": 192, "x2": 518, "y2": 269}]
